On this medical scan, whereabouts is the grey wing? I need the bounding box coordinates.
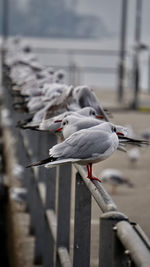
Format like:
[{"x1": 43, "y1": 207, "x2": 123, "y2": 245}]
[
  {"x1": 73, "y1": 131, "x2": 112, "y2": 159},
  {"x1": 78, "y1": 88, "x2": 109, "y2": 121},
  {"x1": 50, "y1": 130, "x2": 112, "y2": 159}
]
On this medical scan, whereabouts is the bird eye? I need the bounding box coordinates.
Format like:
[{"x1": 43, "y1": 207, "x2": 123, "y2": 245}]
[
  {"x1": 113, "y1": 126, "x2": 116, "y2": 132},
  {"x1": 90, "y1": 110, "x2": 96, "y2": 116},
  {"x1": 63, "y1": 120, "x2": 68, "y2": 126}
]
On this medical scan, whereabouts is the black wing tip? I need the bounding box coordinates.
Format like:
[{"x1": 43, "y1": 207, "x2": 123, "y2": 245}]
[
  {"x1": 119, "y1": 136, "x2": 150, "y2": 145},
  {"x1": 26, "y1": 156, "x2": 56, "y2": 168},
  {"x1": 26, "y1": 164, "x2": 34, "y2": 168}
]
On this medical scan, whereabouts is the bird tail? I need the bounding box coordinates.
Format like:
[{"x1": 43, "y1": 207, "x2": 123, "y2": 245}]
[
  {"x1": 26, "y1": 157, "x2": 55, "y2": 168},
  {"x1": 18, "y1": 124, "x2": 39, "y2": 130},
  {"x1": 16, "y1": 117, "x2": 33, "y2": 128},
  {"x1": 119, "y1": 136, "x2": 150, "y2": 146}
]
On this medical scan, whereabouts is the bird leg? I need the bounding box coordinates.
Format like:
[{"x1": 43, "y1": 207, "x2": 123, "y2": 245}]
[
  {"x1": 111, "y1": 184, "x2": 117, "y2": 195},
  {"x1": 87, "y1": 164, "x2": 101, "y2": 182}
]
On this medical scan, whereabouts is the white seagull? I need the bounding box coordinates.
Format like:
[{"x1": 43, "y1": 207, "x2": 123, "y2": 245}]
[
  {"x1": 100, "y1": 168, "x2": 134, "y2": 194},
  {"x1": 57, "y1": 115, "x2": 104, "y2": 139},
  {"x1": 56, "y1": 114, "x2": 128, "y2": 140},
  {"x1": 72, "y1": 85, "x2": 109, "y2": 121},
  {"x1": 39, "y1": 106, "x2": 103, "y2": 133},
  {"x1": 55, "y1": 115, "x2": 147, "y2": 149},
  {"x1": 27, "y1": 122, "x2": 119, "y2": 182},
  {"x1": 9, "y1": 187, "x2": 27, "y2": 204},
  {"x1": 127, "y1": 147, "x2": 140, "y2": 164}
]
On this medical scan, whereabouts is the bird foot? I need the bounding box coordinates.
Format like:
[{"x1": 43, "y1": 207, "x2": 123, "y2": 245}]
[{"x1": 87, "y1": 176, "x2": 102, "y2": 183}]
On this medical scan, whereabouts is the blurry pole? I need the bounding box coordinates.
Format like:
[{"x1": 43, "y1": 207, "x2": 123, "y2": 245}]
[
  {"x1": 117, "y1": 0, "x2": 128, "y2": 102},
  {"x1": 2, "y1": 0, "x2": 9, "y2": 40},
  {"x1": 148, "y1": 52, "x2": 150, "y2": 93},
  {"x1": 1, "y1": 0, "x2": 9, "y2": 86},
  {"x1": 2, "y1": 0, "x2": 9, "y2": 54},
  {"x1": 132, "y1": 0, "x2": 142, "y2": 109}
]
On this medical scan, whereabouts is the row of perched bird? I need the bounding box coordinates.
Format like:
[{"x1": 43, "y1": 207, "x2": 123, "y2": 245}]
[{"x1": 3, "y1": 37, "x2": 149, "y2": 193}]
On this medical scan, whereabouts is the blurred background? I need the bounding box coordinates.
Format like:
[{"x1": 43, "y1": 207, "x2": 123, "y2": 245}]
[
  {"x1": 1, "y1": 0, "x2": 150, "y2": 95},
  {"x1": 0, "y1": 1, "x2": 150, "y2": 267}
]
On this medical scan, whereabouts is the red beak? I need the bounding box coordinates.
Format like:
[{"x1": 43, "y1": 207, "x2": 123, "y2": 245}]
[
  {"x1": 96, "y1": 115, "x2": 104, "y2": 119},
  {"x1": 55, "y1": 119, "x2": 62, "y2": 123},
  {"x1": 116, "y1": 132, "x2": 124, "y2": 136},
  {"x1": 55, "y1": 127, "x2": 63, "y2": 133}
]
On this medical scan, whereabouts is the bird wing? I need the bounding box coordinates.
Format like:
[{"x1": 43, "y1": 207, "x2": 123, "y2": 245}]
[
  {"x1": 78, "y1": 87, "x2": 109, "y2": 121},
  {"x1": 50, "y1": 129, "x2": 112, "y2": 160}
]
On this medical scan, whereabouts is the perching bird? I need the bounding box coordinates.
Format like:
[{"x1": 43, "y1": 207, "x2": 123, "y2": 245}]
[
  {"x1": 11, "y1": 163, "x2": 24, "y2": 179},
  {"x1": 56, "y1": 115, "x2": 127, "y2": 140},
  {"x1": 26, "y1": 122, "x2": 120, "y2": 182},
  {"x1": 39, "y1": 106, "x2": 103, "y2": 137},
  {"x1": 127, "y1": 147, "x2": 140, "y2": 164},
  {"x1": 140, "y1": 128, "x2": 150, "y2": 140},
  {"x1": 9, "y1": 187, "x2": 27, "y2": 204},
  {"x1": 100, "y1": 168, "x2": 134, "y2": 194},
  {"x1": 72, "y1": 85, "x2": 109, "y2": 121},
  {"x1": 55, "y1": 114, "x2": 148, "y2": 150}
]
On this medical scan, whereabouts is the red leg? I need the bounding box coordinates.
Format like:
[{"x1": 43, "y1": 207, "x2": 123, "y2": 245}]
[
  {"x1": 87, "y1": 164, "x2": 101, "y2": 183},
  {"x1": 87, "y1": 165, "x2": 90, "y2": 177}
]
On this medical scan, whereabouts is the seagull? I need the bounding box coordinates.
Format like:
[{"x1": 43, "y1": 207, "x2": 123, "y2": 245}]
[
  {"x1": 57, "y1": 115, "x2": 104, "y2": 139},
  {"x1": 140, "y1": 128, "x2": 150, "y2": 140},
  {"x1": 100, "y1": 168, "x2": 134, "y2": 194},
  {"x1": 11, "y1": 163, "x2": 24, "y2": 179},
  {"x1": 9, "y1": 187, "x2": 27, "y2": 204},
  {"x1": 17, "y1": 84, "x2": 73, "y2": 128},
  {"x1": 26, "y1": 122, "x2": 120, "y2": 182},
  {"x1": 55, "y1": 114, "x2": 148, "y2": 151},
  {"x1": 127, "y1": 147, "x2": 140, "y2": 164},
  {"x1": 39, "y1": 107, "x2": 103, "y2": 133},
  {"x1": 72, "y1": 85, "x2": 109, "y2": 121}
]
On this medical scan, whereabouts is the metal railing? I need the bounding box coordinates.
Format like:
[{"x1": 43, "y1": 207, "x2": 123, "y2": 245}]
[
  {"x1": 2, "y1": 75, "x2": 150, "y2": 267},
  {"x1": 31, "y1": 45, "x2": 121, "y2": 87}
]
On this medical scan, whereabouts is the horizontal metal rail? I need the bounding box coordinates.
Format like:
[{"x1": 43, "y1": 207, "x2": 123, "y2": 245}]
[
  {"x1": 33, "y1": 47, "x2": 126, "y2": 56},
  {"x1": 45, "y1": 65, "x2": 117, "y2": 74}
]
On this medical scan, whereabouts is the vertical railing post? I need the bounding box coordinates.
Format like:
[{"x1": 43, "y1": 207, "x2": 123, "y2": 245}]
[
  {"x1": 132, "y1": 0, "x2": 143, "y2": 109},
  {"x1": 45, "y1": 133, "x2": 57, "y2": 210},
  {"x1": 43, "y1": 133, "x2": 57, "y2": 267},
  {"x1": 99, "y1": 211, "x2": 130, "y2": 267},
  {"x1": 56, "y1": 163, "x2": 72, "y2": 267},
  {"x1": 43, "y1": 211, "x2": 56, "y2": 267},
  {"x1": 23, "y1": 130, "x2": 39, "y2": 235},
  {"x1": 34, "y1": 183, "x2": 45, "y2": 265},
  {"x1": 148, "y1": 52, "x2": 150, "y2": 93},
  {"x1": 73, "y1": 172, "x2": 91, "y2": 267},
  {"x1": 117, "y1": 0, "x2": 128, "y2": 102}
]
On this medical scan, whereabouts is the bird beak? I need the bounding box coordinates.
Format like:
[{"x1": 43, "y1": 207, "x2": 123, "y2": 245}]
[
  {"x1": 55, "y1": 127, "x2": 63, "y2": 132},
  {"x1": 116, "y1": 132, "x2": 124, "y2": 136},
  {"x1": 96, "y1": 115, "x2": 104, "y2": 119},
  {"x1": 55, "y1": 120, "x2": 62, "y2": 123}
]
